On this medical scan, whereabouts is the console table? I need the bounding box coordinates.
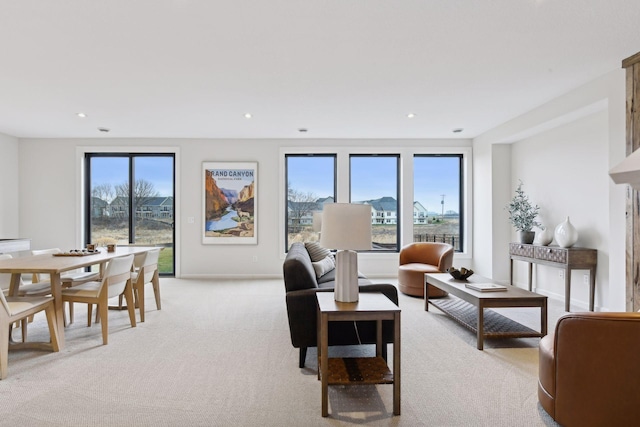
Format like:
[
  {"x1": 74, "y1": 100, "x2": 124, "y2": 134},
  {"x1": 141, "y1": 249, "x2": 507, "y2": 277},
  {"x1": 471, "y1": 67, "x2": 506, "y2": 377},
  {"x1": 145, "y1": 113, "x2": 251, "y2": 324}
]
[{"x1": 509, "y1": 243, "x2": 597, "y2": 312}]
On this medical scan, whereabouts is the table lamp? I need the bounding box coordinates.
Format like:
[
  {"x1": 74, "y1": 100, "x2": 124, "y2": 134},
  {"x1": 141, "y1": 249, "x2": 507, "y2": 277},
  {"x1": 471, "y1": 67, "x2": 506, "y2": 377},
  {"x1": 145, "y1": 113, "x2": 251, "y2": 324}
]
[{"x1": 320, "y1": 203, "x2": 372, "y2": 302}]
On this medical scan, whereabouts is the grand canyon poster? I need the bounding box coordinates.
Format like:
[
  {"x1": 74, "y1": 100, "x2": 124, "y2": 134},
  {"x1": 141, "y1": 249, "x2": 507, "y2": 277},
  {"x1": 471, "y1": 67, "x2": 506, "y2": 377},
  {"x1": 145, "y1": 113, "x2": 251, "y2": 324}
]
[{"x1": 202, "y1": 162, "x2": 257, "y2": 244}]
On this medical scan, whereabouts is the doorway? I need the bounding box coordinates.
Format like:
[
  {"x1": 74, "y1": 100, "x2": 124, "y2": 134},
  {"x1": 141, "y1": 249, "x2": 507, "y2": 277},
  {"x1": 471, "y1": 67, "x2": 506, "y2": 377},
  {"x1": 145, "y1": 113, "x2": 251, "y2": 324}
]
[{"x1": 85, "y1": 153, "x2": 175, "y2": 276}]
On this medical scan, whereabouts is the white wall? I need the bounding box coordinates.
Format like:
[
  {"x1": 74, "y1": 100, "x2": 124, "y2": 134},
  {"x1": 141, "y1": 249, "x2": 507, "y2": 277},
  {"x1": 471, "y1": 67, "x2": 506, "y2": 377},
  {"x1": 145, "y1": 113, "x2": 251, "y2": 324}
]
[
  {"x1": 473, "y1": 69, "x2": 627, "y2": 311},
  {"x1": 5, "y1": 69, "x2": 629, "y2": 307},
  {"x1": 510, "y1": 110, "x2": 610, "y2": 309},
  {"x1": 14, "y1": 137, "x2": 472, "y2": 279},
  {"x1": 0, "y1": 132, "x2": 20, "y2": 237}
]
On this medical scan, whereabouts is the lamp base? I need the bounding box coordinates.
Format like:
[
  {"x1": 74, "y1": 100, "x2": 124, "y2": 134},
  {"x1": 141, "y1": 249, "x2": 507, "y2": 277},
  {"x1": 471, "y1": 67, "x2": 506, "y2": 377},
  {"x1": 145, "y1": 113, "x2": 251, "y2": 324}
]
[{"x1": 334, "y1": 250, "x2": 359, "y2": 302}]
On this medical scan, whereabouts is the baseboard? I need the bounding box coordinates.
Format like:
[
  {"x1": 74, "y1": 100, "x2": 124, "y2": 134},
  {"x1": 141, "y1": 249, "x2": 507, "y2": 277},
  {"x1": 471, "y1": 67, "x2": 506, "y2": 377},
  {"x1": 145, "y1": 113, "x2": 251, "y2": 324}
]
[{"x1": 179, "y1": 273, "x2": 283, "y2": 280}]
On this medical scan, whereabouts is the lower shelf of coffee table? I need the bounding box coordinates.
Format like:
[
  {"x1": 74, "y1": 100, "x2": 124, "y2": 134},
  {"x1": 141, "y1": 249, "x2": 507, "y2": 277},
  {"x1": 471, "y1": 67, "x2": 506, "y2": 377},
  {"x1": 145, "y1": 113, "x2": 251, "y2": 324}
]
[{"x1": 323, "y1": 357, "x2": 393, "y2": 385}]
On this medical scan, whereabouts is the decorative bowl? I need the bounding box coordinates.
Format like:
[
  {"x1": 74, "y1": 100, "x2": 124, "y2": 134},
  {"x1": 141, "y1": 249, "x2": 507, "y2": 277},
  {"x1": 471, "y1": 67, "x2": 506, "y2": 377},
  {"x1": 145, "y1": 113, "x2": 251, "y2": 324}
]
[{"x1": 448, "y1": 267, "x2": 474, "y2": 280}]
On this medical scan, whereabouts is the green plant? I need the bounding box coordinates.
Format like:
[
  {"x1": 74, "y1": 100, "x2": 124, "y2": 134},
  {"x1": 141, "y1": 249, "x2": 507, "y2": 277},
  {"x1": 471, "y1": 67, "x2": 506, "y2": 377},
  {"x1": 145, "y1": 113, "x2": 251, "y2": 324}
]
[{"x1": 506, "y1": 181, "x2": 540, "y2": 232}]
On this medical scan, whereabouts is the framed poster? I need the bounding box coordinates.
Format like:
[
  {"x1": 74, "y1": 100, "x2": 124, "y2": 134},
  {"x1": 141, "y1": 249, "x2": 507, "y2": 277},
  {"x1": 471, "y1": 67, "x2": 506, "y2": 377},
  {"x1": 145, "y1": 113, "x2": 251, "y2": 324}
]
[{"x1": 202, "y1": 162, "x2": 257, "y2": 244}]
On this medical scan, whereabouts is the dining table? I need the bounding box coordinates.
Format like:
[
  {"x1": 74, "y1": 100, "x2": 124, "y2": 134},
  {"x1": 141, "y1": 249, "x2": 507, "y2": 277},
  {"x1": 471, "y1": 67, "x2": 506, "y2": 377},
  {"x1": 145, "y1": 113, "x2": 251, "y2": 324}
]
[{"x1": 0, "y1": 245, "x2": 158, "y2": 349}]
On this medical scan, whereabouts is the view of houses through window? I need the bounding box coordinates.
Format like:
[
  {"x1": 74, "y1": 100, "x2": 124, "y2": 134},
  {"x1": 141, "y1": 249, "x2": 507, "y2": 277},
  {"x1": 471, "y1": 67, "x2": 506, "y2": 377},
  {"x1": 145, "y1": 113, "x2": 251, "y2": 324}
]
[
  {"x1": 413, "y1": 154, "x2": 462, "y2": 251},
  {"x1": 350, "y1": 155, "x2": 399, "y2": 251},
  {"x1": 85, "y1": 154, "x2": 175, "y2": 275},
  {"x1": 286, "y1": 154, "x2": 336, "y2": 245},
  {"x1": 286, "y1": 152, "x2": 464, "y2": 252}
]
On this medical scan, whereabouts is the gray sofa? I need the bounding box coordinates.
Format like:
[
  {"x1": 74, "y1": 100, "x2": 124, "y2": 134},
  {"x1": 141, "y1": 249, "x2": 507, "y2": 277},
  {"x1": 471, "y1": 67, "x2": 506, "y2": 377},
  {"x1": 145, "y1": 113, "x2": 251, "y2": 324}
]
[{"x1": 283, "y1": 242, "x2": 399, "y2": 368}]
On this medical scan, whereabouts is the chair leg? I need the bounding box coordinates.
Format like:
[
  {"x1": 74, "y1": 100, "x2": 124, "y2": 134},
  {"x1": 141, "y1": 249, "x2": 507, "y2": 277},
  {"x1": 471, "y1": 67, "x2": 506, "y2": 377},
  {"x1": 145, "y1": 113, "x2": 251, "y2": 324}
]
[
  {"x1": 98, "y1": 302, "x2": 109, "y2": 345},
  {"x1": 124, "y1": 284, "x2": 137, "y2": 328},
  {"x1": 8, "y1": 323, "x2": 16, "y2": 344},
  {"x1": 44, "y1": 304, "x2": 60, "y2": 352},
  {"x1": 68, "y1": 302, "x2": 74, "y2": 326},
  {"x1": 20, "y1": 319, "x2": 27, "y2": 342},
  {"x1": 87, "y1": 304, "x2": 93, "y2": 327},
  {"x1": 1, "y1": 322, "x2": 9, "y2": 379},
  {"x1": 152, "y1": 272, "x2": 161, "y2": 310},
  {"x1": 299, "y1": 347, "x2": 307, "y2": 368},
  {"x1": 138, "y1": 284, "x2": 145, "y2": 323}
]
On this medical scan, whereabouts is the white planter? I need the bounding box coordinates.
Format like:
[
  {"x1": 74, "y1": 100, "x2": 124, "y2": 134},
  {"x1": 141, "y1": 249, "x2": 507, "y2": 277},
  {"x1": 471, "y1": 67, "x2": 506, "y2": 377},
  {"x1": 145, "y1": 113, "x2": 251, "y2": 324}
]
[{"x1": 554, "y1": 217, "x2": 578, "y2": 248}]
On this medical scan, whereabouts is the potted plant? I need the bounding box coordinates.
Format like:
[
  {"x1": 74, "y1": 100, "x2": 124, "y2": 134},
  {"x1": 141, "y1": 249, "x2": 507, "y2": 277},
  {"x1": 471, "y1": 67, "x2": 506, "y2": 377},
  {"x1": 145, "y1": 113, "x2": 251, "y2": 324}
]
[{"x1": 506, "y1": 181, "x2": 540, "y2": 244}]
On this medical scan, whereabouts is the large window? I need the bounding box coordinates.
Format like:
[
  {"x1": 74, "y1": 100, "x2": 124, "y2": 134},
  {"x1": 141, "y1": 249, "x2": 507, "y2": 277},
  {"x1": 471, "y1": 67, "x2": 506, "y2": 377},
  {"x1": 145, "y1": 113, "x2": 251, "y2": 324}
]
[
  {"x1": 285, "y1": 154, "x2": 336, "y2": 249},
  {"x1": 85, "y1": 153, "x2": 175, "y2": 275},
  {"x1": 282, "y1": 149, "x2": 468, "y2": 255},
  {"x1": 350, "y1": 154, "x2": 400, "y2": 251},
  {"x1": 413, "y1": 154, "x2": 463, "y2": 251}
]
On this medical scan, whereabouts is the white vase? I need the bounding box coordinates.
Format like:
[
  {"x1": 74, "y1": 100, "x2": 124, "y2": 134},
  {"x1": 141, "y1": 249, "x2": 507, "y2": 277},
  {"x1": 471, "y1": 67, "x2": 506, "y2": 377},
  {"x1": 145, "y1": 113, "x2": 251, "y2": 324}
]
[
  {"x1": 535, "y1": 226, "x2": 554, "y2": 246},
  {"x1": 554, "y1": 217, "x2": 578, "y2": 248}
]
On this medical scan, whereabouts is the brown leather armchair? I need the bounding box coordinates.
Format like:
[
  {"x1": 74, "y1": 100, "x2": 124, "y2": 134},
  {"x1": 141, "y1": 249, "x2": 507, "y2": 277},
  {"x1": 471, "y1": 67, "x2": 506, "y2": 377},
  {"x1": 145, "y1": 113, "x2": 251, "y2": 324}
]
[
  {"x1": 398, "y1": 242, "x2": 453, "y2": 297},
  {"x1": 538, "y1": 312, "x2": 640, "y2": 427}
]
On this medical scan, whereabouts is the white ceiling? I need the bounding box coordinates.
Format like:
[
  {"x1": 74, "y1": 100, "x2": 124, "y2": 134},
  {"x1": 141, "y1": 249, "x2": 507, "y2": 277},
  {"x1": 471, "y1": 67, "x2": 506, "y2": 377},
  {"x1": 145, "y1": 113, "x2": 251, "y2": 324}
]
[{"x1": 1, "y1": 0, "x2": 639, "y2": 140}]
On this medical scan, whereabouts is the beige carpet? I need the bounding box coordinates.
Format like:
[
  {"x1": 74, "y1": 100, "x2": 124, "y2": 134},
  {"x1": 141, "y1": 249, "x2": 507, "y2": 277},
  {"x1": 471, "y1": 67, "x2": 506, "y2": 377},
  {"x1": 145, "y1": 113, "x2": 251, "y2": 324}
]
[{"x1": 1, "y1": 278, "x2": 562, "y2": 426}]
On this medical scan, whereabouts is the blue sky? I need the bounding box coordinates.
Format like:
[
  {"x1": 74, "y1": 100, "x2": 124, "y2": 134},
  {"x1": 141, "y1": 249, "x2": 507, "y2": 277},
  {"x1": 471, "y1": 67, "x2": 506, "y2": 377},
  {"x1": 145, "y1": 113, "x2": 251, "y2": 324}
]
[
  {"x1": 287, "y1": 155, "x2": 461, "y2": 213},
  {"x1": 91, "y1": 156, "x2": 174, "y2": 197},
  {"x1": 92, "y1": 154, "x2": 461, "y2": 213}
]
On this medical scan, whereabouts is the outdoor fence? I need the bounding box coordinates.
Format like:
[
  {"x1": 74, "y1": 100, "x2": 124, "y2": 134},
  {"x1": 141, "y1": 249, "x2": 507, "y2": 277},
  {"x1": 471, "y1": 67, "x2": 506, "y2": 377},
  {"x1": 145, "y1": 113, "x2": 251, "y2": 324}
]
[{"x1": 413, "y1": 233, "x2": 460, "y2": 251}]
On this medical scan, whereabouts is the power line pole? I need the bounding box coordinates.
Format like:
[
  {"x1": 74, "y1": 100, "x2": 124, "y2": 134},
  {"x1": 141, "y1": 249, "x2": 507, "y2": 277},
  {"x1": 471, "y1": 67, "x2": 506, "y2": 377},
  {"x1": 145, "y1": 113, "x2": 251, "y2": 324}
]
[{"x1": 440, "y1": 194, "x2": 445, "y2": 219}]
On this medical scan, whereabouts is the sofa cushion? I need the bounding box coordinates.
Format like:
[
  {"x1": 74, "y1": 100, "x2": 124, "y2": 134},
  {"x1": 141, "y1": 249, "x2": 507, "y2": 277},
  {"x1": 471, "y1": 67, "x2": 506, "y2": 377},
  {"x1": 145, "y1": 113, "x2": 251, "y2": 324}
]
[
  {"x1": 312, "y1": 255, "x2": 335, "y2": 278},
  {"x1": 305, "y1": 242, "x2": 331, "y2": 262}
]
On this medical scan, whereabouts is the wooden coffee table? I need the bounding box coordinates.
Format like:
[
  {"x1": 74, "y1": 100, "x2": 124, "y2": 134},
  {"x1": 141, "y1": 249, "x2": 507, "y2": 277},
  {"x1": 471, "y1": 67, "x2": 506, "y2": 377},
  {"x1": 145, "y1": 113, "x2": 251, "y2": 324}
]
[{"x1": 425, "y1": 273, "x2": 547, "y2": 350}]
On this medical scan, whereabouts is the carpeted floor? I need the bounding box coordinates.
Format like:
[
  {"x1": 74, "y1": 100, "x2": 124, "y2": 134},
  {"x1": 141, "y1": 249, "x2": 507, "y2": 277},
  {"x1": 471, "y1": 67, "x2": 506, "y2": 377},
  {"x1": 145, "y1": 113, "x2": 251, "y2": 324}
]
[{"x1": 1, "y1": 278, "x2": 562, "y2": 426}]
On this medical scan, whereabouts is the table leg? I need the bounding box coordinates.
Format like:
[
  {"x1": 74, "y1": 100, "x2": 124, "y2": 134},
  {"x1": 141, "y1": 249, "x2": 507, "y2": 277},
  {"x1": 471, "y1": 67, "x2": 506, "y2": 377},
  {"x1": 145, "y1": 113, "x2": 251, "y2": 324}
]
[
  {"x1": 477, "y1": 303, "x2": 484, "y2": 350},
  {"x1": 50, "y1": 273, "x2": 65, "y2": 349},
  {"x1": 541, "y1": 299, "x2": 548, "y2": 337},
  {"x1": 320, "y1": 312, "x2": 329, "y2": 417},
  {"x1": 589, "y1": 267, "x2": 596, "y2": 311},
  {"x1": 393, "y1": 312, "x2": 401, "y2": 416},
  {"x1": 424, "y1": 275, "x2": 429, "y2": 311},
  {"x1": 564, "y1": 269, "x2": 571, "y2": 312},
  {"x1": 8, "y1": 273, "x2": 21, "y2": 297},
  {"x1": 528, "y1": 263, "x2": 533, "y2": 291},
  {"x1": 510, "y1": 259, "x2": 513, "y2": 285}
]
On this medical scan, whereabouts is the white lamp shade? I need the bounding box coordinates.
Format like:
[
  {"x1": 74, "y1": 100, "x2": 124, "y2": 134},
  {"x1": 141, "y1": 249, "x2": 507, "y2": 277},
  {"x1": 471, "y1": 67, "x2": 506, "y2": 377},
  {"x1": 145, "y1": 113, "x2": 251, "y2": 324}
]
[
  {"x1": 610, "y1": 148, "x2": 640, "y2": 189},
  {"x1": 319, "y1": 203, "x2": 372, "y2": 250}
]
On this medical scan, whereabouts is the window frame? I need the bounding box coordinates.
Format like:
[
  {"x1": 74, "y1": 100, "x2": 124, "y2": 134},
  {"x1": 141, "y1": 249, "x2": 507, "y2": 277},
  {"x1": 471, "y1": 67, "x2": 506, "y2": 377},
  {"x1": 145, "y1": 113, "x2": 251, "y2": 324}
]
[
  {"x1": 349, "y1": 153, "x2": 401, "y2": 252},
  {"x1": 284, "y1": 153, "x2": 337, "y2": 250},
  {"x1": 412, "y1": 153, "x2": 464, "y2": 252},
  {"x1": 279, "y1": 146, "x2": 472, "y2": 259}
]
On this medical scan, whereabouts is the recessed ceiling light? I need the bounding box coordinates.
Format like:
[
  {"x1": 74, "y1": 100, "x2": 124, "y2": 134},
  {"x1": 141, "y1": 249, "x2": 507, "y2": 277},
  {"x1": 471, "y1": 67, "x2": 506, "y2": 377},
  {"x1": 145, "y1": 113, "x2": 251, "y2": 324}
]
[
  {"x1": 98, "y1": 127, "x2": 110, "y2": 133},
  {"x1": 407, "y1": 113, "x2": 416, "y2": 119},
  {"x1": 244, "y1": 113, "x2": 252, "y2": 119},
  {"x1": 452, "y1": 128, "x2": 464, "y2": 133},
  {"x1": 77, "y1": 113, "x2": 87, "y2": 118}
]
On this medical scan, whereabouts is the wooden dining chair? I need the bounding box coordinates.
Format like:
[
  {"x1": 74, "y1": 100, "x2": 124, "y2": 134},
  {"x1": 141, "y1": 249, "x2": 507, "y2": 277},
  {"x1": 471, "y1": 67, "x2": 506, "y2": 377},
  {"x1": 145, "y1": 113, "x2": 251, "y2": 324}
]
[
  {"x1": 0, "y1": 253, "x2": 56, "y2": 342},
  {"x1": 31, "y1": 248, "x2": 100, "y2": 325},
  {"x1": 0, "y1": 287, "x2": 60, "y2": 379},
  {"x1": 61, "y1": 254, "x2": 136, "y2": 345},
  {"x1": 131, "y1": 248, "x2": 161, "y2": 322}
]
